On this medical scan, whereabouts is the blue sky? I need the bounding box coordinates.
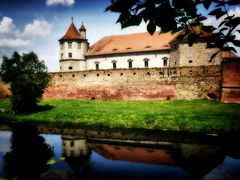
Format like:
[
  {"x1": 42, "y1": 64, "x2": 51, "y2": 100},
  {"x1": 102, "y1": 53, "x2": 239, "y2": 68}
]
[
  {"x1": 0, "y1": 0, "x2": 239, "y2": 72},
  {"x1": 0, "y1": 0, "x2": 149, "y2": 72}
]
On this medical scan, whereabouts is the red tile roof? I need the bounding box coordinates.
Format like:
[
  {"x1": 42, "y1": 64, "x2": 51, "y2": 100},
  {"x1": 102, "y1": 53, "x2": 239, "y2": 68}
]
[
  {"x1": 223, "y1": 51, "x2": 238, "y2": 58},
  {"x1": 79, "y1": 23, "x2": 86, "y2": 31},
  {"x1": 59, "y1": 23, "x2": 81, "y2": 41},
  {"x1": 89, "y1": 143, "x2": 176, "y2": 165},
  {"x1": 87, "y1": 31, "x2": 180, "y2": 56}
]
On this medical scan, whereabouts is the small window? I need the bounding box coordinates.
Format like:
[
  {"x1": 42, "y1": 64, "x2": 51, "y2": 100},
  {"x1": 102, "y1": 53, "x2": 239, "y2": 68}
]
[
  {"x1": 129, "y1": 61, "x2": 132, "y2": 68},
  {"x1": 144, "y1": 60, "x2": 148, "y2": 68},
  {"x1": 128, "y1": 60, "x2": 133, "y2": 68},
  {"x1": 163, "y1": 59, "x2": 168, "y2": 66},
  {"x1": 189, "y1": 70, "x2": 193, "y2": 76},
  {"x1": 189, "y1": 60, "x2": 193, "y2": 63},
  {"x1": 61, "y1": 53, "x2": 63, "y2": 58},
  {"x1": 78, "y1": 42, "x2": 81, "y2": 49},
  {"x1": 68, "y1": 53, "x2": 72, "y2": 58},
  {"x1": 60, "y1": 43, "x2": 64, "y2": 49},
  {"x1": 143, "y1": 58, "x2": 149, "y2": 68},
  {"x1": 68, "y1": 42, "x2": 72, "y2": 49},
  {"x1": 96, "y1": 63, "x2": 99, "y2": 70},
  {"x1": 112, "y1": 61, "x2": 117, "y2": 69},
  {"x1": 70, "y1": 141, "x2": 74, "y2": 147},
  {"x1": 69, "y1": 66, "x2": 73, "y2": 70}
]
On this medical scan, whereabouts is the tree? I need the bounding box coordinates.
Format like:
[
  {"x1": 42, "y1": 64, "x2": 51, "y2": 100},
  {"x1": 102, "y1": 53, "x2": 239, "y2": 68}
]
[
  {"x1": 0, "y1": 51, "x2": 51, "y2": 114},
  {"x1": 4, "y1": 124, "x2": 53, "y2": 180},
  {"x1": 106, "y1": 0, "x2": 240, "y2": 53}
]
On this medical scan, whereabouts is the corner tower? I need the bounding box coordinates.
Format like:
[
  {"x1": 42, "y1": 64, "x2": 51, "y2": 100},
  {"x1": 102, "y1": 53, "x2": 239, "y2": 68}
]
[{"x1": 59, "y1": 20, "x2": 88, "y2": 72}]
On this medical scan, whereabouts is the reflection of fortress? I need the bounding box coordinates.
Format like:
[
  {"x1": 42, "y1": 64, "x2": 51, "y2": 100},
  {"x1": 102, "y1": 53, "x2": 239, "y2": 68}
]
[
  {"x1": 61, "y1": 135, "x2": 225, "y2": 178},
  {"x1": 62, "y1": 135, "x2": 89, "y2": 157}
]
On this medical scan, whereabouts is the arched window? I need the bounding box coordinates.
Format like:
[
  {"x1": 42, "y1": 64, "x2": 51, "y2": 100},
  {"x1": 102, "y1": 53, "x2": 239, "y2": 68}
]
[
  {"x1": 128, "y1": 59, "x2": 133, "y2": 68},
  {"x1": 143, "y1": 58, "x2": 149, "y2": 68},
  {"x1": 112, "y1": 60, "x2": 117, "y2": 69}
]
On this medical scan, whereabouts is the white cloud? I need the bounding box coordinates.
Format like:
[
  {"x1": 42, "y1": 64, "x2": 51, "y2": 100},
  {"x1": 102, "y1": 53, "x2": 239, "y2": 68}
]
[
  {"x1": 0, "y1": 38, "x2": 32, "y2": 48},
  {"x1": 0, "y1": 16, "x2": 32, "y2": 48},
  {"x1": 23, "y1": 19, "x2": 53, "y2": 36},
  {"x1": 0, "y1": 16, "x2": 15, "y2": 34},
  {"x1": 46, "y1": 0, "x2": 74, "y2": 6}
]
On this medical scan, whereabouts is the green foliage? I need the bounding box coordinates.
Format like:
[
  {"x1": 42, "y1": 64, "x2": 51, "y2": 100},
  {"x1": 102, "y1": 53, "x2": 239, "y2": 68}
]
[
  {"x1": 106, "y1": 0, "x2": 240, "y2": 53},
  {"x1": 0, "y1": 99, "x2": 240, "y2": 134},
  {"x1": 0, "y1": 52, "x2": 51, "y2": 114}
]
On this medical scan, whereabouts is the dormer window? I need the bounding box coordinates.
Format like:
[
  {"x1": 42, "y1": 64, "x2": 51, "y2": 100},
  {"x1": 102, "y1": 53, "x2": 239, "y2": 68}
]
[
  {"x1": 112, "y1": 48, "x2": 118, "y2": 51},
  {"x1": 145, "y1": 45, "x2": 151, "y2": 48},
  {"x1": 68, "y1": 42, "x2": 72, "y2": 49}
]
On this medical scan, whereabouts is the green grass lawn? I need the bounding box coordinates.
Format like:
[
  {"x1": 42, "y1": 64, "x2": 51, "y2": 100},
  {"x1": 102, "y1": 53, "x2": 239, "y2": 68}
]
[{"x1": 0, "y1": 99, "x2": 240, "y2": 133}]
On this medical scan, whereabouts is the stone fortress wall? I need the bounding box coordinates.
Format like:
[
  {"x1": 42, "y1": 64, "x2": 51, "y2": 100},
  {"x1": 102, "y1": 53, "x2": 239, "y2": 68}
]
[
  {"x1": 1, "y1": 60, "x2": 239, "y2": 102},
  {"x1": 43, "y1": 65, "x2": 222, "y2": 100}
]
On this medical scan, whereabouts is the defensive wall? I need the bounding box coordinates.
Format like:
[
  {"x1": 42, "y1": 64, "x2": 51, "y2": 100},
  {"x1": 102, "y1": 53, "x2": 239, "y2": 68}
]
[
  {"x1": 221, "y1": 59, "x2": 240, "y2": 102},
  {"x1": 1, "y1": 61, "x2": 239, "y2": 102},
  {"x1": 43, "y1": 65, "x2": 222, "y2": 100}
]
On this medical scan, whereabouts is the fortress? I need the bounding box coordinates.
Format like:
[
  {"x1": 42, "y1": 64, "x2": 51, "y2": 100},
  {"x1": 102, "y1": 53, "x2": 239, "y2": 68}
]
[{"x1": 1, "y1": 21, "x2": 240, "y2": 102}]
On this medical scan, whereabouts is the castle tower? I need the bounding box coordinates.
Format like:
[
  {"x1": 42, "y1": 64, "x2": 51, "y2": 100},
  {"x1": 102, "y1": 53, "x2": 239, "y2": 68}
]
[{"x1": 59, "y1": 19, "x2": 88, "y2": 72}]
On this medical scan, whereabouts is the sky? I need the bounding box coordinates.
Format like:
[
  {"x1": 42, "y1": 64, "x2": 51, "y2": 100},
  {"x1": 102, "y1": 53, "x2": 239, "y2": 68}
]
[{"x1": 0, "y1": 0, "x2": 239, "y2": 72}]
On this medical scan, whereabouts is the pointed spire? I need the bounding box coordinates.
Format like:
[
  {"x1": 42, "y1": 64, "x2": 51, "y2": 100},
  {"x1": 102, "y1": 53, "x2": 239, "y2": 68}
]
[
  {"x1": 79, "y1": 22, "x2": 86, "y2": 31},
  {"x1": 59, "y1": 21, "x2": 81, "y2": 41}
]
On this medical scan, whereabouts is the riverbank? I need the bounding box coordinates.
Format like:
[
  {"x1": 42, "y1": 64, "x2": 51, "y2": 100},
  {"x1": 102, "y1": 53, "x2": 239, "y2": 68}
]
[{"x1": 0, "y1": 99, "x2": 240, "y2": 134}]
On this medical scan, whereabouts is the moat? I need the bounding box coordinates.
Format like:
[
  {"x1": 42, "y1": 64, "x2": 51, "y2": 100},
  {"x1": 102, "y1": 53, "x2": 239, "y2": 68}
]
[{"x1": 0, "y1": 124, "x2": 240, "y2": 180}]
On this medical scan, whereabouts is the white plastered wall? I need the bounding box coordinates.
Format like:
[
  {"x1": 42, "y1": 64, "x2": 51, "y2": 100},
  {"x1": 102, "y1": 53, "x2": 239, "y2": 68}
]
[{"x1": 86, "y1": 51, "x2": 170, "y2": 70}]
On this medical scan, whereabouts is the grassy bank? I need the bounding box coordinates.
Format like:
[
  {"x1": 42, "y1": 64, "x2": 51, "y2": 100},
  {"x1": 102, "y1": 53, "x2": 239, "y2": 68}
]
[{"x1": 0, "y1": 99, "x2": 240, "y2": 133}]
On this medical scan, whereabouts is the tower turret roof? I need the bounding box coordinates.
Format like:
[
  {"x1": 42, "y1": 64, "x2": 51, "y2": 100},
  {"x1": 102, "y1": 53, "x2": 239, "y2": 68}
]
[
  {"x1": 79, "y1": 23, "x2": 86, "y2": 31},
  {"x1": 59, "y1": 23, "x2": 81, "y2": 41}
]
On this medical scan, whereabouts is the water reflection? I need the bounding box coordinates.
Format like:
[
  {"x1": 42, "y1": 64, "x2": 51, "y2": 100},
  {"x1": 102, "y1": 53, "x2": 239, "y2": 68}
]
[
  {"x1": 3, "y1": 124, "x2": 53, "y2": 180},
  {"x1": 0, "y1": 125, "x2": 239, "y2": 179},
  {"x1": 62, "y1": 135, "x2": 91, "y2": 179}
]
